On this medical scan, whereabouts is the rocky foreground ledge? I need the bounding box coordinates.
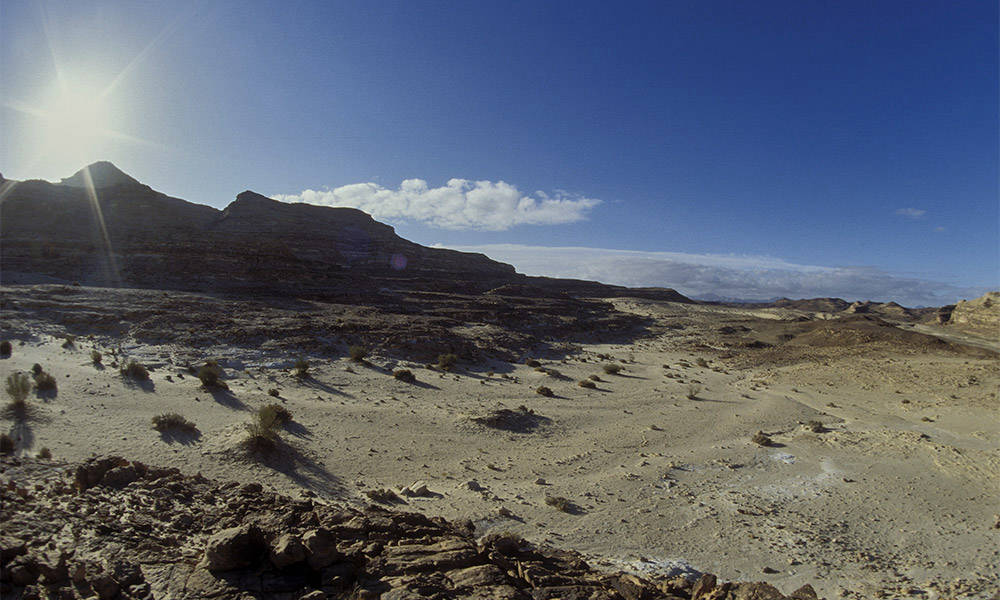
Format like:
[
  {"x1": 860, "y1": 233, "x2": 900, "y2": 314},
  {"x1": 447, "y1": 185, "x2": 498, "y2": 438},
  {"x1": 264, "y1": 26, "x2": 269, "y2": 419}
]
[{"x1": 1, "y1": 456, "x2": 822, "y2": 600}]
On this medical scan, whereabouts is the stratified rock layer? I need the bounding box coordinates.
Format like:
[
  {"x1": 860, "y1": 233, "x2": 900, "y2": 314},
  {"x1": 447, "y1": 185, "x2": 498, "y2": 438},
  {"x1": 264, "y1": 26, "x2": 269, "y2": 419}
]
[{"x1": 0, "y1": 456, "x2": 822, "y2": 600}]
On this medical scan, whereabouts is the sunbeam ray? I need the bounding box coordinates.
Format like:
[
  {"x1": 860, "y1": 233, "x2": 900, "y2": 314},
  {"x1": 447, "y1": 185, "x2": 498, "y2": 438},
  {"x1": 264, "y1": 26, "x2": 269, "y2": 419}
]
[{"x1": 81, "y1": 165, "x2": 122, "y2": 287}]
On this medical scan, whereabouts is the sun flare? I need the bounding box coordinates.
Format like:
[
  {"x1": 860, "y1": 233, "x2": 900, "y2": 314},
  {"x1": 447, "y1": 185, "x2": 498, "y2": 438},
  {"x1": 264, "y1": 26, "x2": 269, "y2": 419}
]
[{"x1": 34, "y1": 80, "x2": 113, "y2": 168}]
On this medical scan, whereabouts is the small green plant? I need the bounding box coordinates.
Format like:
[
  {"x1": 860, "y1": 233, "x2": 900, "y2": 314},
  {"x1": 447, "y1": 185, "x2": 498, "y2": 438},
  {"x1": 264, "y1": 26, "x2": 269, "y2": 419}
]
[
  {"x1": 0, "y1": 340, "x2": 11, "y2": 356},
  {"x1": 91, "y1": 350, "x2": 103, "y2": 365},
  {"x1": 536, "y1": 386, "x2": 554, "y2": 397},
  {"x1": 197, "y1": 361, "x2": 226, "y2": 388},
  {"x1": 267, "y1": 388, "x2": 280, "y2": 397},
  {"x1": 6, "y1": 372, "x2": 31, "y2": 405},
  {"x1": 348, "y1": 346, "x2": 367, "y2": 362},
  {"x1": 37, "y1": 447, "x2": 51, "y2": 459},
  {"x1": 33, "y1": 370, "x2": 57, "y2": 392},
  {"x1": 121, "y1": 360, "x2": 149, "y2": 381},
  {"x1": 578, "y1": 379, "x2": 596, "y2": 389},
  {"x1": 393, "y1": 369, "x2": 416, "y2": 383},
  {"x1": 294, "y1": 357, "x2": 310, "y2": 378},
  {"x1": 152, "y1": 413, "x2": 198, "y2": 433},
  {"x1": 686, "y1": 383, "x2": 702, "y2": 400},
  {"x1": 544, "y1": 495, "x2": 572, "y2": 512},
  {"x1": 603, "y1": 363, "x2": 622, "y2": 375},
  {"x1": 437, "y1": 353, "x2": 458, "y2": 371},
  {"x1": 245, "y1": 406, "x2": 284, "y2": 451},
  {"x1": 0, "y1": 433, "x2": 13, "y2": 455},
  {"x1": 525, "y1": 359, "x2": 541, "y2": 368}
]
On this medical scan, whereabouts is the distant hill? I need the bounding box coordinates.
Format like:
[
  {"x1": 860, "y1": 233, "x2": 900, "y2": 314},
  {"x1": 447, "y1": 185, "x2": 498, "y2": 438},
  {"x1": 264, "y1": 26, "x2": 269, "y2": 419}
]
[{"x1": 0, "y1": 162, "x2": 690, "y2": 302}]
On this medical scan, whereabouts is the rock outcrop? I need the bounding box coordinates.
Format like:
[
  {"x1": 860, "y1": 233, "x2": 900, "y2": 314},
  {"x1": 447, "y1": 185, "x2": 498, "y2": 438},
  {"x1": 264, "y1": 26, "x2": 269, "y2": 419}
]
[
  {"x1": 1, "y1": 455, "x2": 822, "y2": 600},
  {"x1": 944, "y1": 291, "x2": 999, "y2": 335}
]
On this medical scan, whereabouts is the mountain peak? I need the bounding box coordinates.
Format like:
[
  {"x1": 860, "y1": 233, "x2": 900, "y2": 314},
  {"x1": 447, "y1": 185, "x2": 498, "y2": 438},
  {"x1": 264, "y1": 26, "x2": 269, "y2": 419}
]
[{"x1": 61, "y1": 161, "x2": 142, "y2": 189}]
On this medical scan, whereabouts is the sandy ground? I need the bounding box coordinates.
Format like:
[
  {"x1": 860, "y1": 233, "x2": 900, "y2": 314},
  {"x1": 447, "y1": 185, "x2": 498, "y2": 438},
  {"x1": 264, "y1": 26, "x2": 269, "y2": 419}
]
[{"x1": 2, "y1": 298, "x2": 998, "y2": 599}]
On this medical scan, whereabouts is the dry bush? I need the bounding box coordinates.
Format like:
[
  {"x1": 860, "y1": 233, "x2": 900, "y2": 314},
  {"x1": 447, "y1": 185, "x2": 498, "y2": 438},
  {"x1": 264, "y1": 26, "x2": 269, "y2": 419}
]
[
  {"x1": 0, "y1": 433, "x2": 13, "y2": 455},
  {"x1": 588, "y1": 374, "x2": 602, "y2": 381},
  {"x1": 6, "y1": 372, "x2": 31, "y2": 406},
  {"x1": 151, "y1": 413, "x2": 198, "y2": 433},
  {"x1": 695, "y1": 357, "x2": 709, "y2": 368},
  {"x1": 685, "y1": 383, "x2": 702, "y2": 399},
  {"x1": 121, "y1": 360, "x2": 149, "y2": 381},
  {"x1": 33, "y1": 370, "x2": 57, "y2": 392},
  {"x1": 260, "y1": 403, "x2": 292, "y2": 426},
  {"x1": 267, "y1": 388, "x2": 280, "y2": 397},
  {"x1": 365, "y1": 488, "x2": 401, "y2": 504},
  {"x1": 294, "y1": 357, "x2": 310, "y2": 378},
  {"x1": 752, "y1": 431, "x2": 773, "y2": 446},
  {"x1": 536, "y1": 386, "x2": 554, "y2": 397},
  {"x1": 0, "y1": 340, "x2": 11, "y2": 357},
  {"x1": 578, "y1": 379, "x2": 596, "y2": 389},
  {"x1": 348, "y1": 346, "x2": 367, "y2": 362},
  {"x1": 603, "y1": 363, "x2": 623, "y2": 375},
  {"x1": 198, "y1": 361, "x2": 226, "y2": 388},
  {"x1": 245, "y1": 407, "x2": 283, "y2": 452},
  {"x1": 62, "y1": 335, "x2": 76, "y2": 349},
  {"x1": 393, "y1": 369, "x2": 416, "y2": 383},
  {"x1": 37, "y1": 447, "x2": 51, "y2": 459},
  {"x1": 437, "y1": 353, "x2": 458, "y2": 371},
  {"x1": 525, "y1": 359, "x2": 541, "y2": 368},
  {"x1": 544, "y1": 495, "x2": 572, "y2": 512},
  {"x1": 806, "y1": 420, "x2": 825, "y2": 433},
  {"x1": 31, "y1": 364, "x2": 42, "y2": 376},
  {"x1": 90, "y1": 350, "x2": 103, "y2": 365}
]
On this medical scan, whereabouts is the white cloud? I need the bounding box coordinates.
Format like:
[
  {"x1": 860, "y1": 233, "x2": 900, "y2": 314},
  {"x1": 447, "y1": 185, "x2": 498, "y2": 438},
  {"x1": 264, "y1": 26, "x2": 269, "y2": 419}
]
[
  {"x1": 443, "y1": 244, "x2": 989, "y2": 307},
  {"x1": 895, "y1": 207, "x2": 926, "y2": 219},
  {"x1": 273, "y1": 179, "x2": 600, "y2": 231}
]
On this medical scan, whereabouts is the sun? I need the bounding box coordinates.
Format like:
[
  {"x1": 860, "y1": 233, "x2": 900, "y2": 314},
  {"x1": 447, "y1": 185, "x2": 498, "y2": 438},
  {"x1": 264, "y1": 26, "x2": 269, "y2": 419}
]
[{"x1": 33, "y1": 79, "x2": 114, "y2": 171}]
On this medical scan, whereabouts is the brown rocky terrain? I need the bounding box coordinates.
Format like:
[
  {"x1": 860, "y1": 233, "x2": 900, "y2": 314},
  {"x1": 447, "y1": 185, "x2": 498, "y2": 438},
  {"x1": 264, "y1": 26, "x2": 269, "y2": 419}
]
[
  {"x1": 944, "y1": 292, "x2": 1000, "y2": 335},
  {"x1": 1, "y1": 455, "x2": 823, "y2": 600}
]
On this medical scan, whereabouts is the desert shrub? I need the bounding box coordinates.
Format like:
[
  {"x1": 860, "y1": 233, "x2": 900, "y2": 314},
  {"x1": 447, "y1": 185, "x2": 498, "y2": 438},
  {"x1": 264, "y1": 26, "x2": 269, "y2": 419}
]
[
  {"x1": 578, "y1": 379, "x2": 596, "y2": 389},
  {"x1": 752, "y1": 431, "x2": 773, "y2": 446},
  {"x1": 437, "y1": 353, "x2": 458, "y2": 371},
  {"x1": 260, "y1": 402, "x2": 292, "y2": 426},
  {"x1": 121, "y1": 360, "x2": 149, "y2": 381},
  {"x1": 267, "y1": 388, "x2": 280, "y2": 397},
  {"x1": 348, "y1": 346, "x2": 367, "y2": 362},
  {"x1": 525, "y1": 359, "x2": 541, "y2": 368},
  {"x1": 0, "y1": 340, "x2": 11, "y2": 356},
  {"x1": 695, "y1": 357, "x2": 709, "y2": 368},
  {"x1": 62, "y1": 335, "x2": 76, "y2": 349},
  {"x1": 6, "y1": 372, "x2": 31, "y2": 405},
  {"x1": 686, "y1": 383, "x2": 702, "y2": 399},
  {"x1": 31, "y1": 364, "x2": 42, "y2": 376},
  {"x1": 245, "y1": 407, "x2": 284, "y2": 451},
  {"x1": 588, "y1": 374, "x2": 602, "y2": 381},
  {"x1": 151, "y1": 413, "x2": 198, "y2": 433},
  {"x1": 542, "y1": 368, "x2": 561, "y2": 377},
  {"x1": 393, "y1": 369, "x2": 416, "y2": 383},
  {"x1": 37, "y1": 447, "x2": 51, "y2": 459},
  {"x1": 544, "y1": 495, "x2": 572, "y2": 512},
  {"x1": 33, "y1": 371, "x2": 57, "y2": 392},
  {"x1": 603, "y1": 363, "x2": 622, "y2": 375},
  {"x1": 0, "y1": 434, "x2": 13, "y2": 454},
  {"x1": 91, "y1": 350, "x2": 103, "y2": 365},
  {"x1": 198, "y1": 361, "x2": 226, "y2": 388},
  {"x1": 806, "y1": 420, "x2": 825, "y2": 433},
  {"x1": 293, "y1": 357, "x2": 310, "y2": 378},
  {"x1": 536, "y1": 386, "x2": 553, "y2": 397}
]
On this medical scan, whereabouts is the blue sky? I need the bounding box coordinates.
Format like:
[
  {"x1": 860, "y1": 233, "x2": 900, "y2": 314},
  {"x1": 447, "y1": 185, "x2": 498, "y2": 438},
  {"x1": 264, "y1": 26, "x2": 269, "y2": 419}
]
[{"x1": 2, "y1": 1, "x2": 996, "y2": 305}]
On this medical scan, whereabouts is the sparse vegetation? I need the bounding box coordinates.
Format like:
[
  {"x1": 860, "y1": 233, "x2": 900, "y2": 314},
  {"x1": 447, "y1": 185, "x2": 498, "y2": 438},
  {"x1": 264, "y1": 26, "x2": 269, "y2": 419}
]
[
  {"x1": 686, "y1": 383, "x2": 702, "y2": 399},
  {"x1": 91, "y1": 350, "x2": 103, "y2": 365},
  {"x1": 0, "y1": 340, "x2": 12, "y2": 357},
  {"x1": 260, "y1": 403, "x2": 292, "y2": 426},
  {"x1": 294, "y1": 357, "x2": 310, "y2": 378},
  {"x1": 245, "y1": 405, "x2": 285, "y2": 451},
  {"x1": 695, "y1": 357, "x2": 709, "y2": 368},
  {"x1": 37, "y1": 447, "x2": 51, "y2": 459},
  {"x1": 267, "y1": 388, "x2": 280, "y2": 397},
  {"x1": 121, "y1": 360, "x2": 150, "y2": 381},
  {"x1": 806, "y1": 420, "x2": 825, "y2": 433},
  {"x1": 752, "y1": 431, "x2": 773, "y2": 446},
  {"x1": 348, "y1": 346, "x2": 367, "y2": 362},
  {"x1": 525, "y1": 359, "x2": 541, "y2": 368},
  {"x1": 588, "y1": 374, "x2": 602, "y2": 381},
  {"x1": 536, "y1": 386, "x2": 554, "y2": 397},
  {"x1": 31, "y1": 364, "x2": 42, "y2": 376},
  {"x1": 393, "y1": 369, "x2": 416, "y2": 383},
  {"x1": 603, "y1": 363, "x2": 622, "y2": 375},
  {"x1": 62, "y1": 334, "x2": 76, "y2": 349},
  {"x1": 578, "y1": 379, "x2": 596, "y2": 388},
  {"x1": 152, "y1": 413, "x2": 198, "y2": 433},
  {"x1": 365, "y1": 488, "x2": 401, "y2": 504},
  {"x1": 198, "y1": 360, "x2": 226, "y2": 388},
  {"x1": 6, "y1": 372, "x2": 31, "y2": 406},
  {"x1": 33, "y1": 370, "x2": 57, "y2": 392},
  {"x1": 437, "y1": 353, "x2": 458, "y2": 371},
  {"x1": 544, "y1": 495, "x2": 572, "y2": 512},
  {"x1": 0, "y1": 433, "x2": 13, "y2": 454}
]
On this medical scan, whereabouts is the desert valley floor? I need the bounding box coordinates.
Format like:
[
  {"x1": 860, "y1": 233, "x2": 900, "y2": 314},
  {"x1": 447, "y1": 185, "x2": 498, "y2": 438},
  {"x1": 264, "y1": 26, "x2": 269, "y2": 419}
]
[{"x1": 2, "y1": 288, "x2": 998, "y2": 599}]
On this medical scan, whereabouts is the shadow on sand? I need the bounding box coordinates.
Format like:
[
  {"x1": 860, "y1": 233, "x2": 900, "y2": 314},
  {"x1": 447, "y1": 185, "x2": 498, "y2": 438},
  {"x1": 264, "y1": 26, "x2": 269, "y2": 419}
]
[
  {"x1": 159, "y1": 428, "x2": 202, "y2": 445},
  {"x1": 244, "y1": 439, "x2": 344, "y2": 498},
  {"x1": 208, "y1": 387, "x2": 249, "y2": 410}
]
